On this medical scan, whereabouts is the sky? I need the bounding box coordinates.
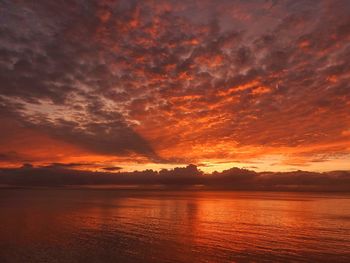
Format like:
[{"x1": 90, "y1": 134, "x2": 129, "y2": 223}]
[{"x1": 0, "y1": 0, "x2": 350, "y2": 173}]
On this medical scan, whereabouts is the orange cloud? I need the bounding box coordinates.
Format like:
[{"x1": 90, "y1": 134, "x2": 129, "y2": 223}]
[{"x1": 1, "y1": 0, "x2": 350, "y2": 174}]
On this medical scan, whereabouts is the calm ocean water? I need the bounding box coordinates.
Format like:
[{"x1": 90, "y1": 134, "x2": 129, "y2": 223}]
[{"x1": 0, "y1": 189, "x2": 349, "y2": 262}]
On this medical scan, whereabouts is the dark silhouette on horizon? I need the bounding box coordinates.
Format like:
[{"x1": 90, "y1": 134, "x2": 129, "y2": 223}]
[{"x1": 1, "y1": 164, "x2": 349, "y2": 192}]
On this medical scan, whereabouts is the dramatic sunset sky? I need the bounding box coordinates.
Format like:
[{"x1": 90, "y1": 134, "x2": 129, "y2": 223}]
[{"x1": 0, "y1": 0, "x2": 349, "y2": 173}]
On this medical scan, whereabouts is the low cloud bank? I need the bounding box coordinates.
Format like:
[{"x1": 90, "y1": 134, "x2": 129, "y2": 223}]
[{"x1": 1, "y1": 164, "x2": 349, "y2": 191}]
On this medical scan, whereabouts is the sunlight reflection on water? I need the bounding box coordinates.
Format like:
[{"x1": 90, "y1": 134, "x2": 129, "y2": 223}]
[{"x1": 0, "y1": 189, "x2": 349, "y2": 262}]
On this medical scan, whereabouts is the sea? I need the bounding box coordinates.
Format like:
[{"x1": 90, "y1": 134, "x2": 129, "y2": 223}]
[{"x1": 0, "y1": 188, "x2": 349, "y2": 262}]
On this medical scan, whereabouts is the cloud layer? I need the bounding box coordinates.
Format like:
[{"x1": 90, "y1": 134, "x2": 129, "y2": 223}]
[
  {"x1": 1, "y1": 164, "x2": 349, "y2": 192},
  {"x1": 0, "y1": 0, "x2": 350, "y2": 171}
]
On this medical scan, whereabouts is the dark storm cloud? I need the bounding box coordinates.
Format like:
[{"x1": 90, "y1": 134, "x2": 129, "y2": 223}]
[{"x1": 23, "y1": 110, "x2": 159, "y2": 158}]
